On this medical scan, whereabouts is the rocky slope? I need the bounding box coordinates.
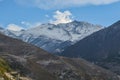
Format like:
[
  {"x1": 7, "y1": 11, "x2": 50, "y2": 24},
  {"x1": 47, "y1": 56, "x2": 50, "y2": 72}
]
[
  {"x1": 0, "y1": 57, "x2": 32, "y2": 80},
  {"x1": 0, "y1": 32, "x2": 119, "y2": 80},
  {"x1": 61, "y1": 20, "x2": 120, "y2": 75}
]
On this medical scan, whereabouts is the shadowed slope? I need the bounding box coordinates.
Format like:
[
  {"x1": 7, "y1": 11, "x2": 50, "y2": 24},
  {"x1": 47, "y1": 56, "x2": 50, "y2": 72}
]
[{"x1": 62, "y1": 20, "x2": 120, "y2": 75}]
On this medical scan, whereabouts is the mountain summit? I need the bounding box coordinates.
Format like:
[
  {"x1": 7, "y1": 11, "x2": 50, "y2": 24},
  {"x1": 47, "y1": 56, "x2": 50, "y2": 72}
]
[{"x1": 2, "y1": 20, "x2": 103, "y2": 53}]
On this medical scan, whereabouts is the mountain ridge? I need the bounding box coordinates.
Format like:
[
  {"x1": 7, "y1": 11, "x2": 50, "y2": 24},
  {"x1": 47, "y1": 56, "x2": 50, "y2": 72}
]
[
  {"x1": 0, "y1": 31, "x2": 119, "y2": 80},
  {"x1": 61, "y1": 20, "x2": 120, "y2": 75},
  {"x1": 0, "y1": 20, "x2": 103, "y2": 53}
]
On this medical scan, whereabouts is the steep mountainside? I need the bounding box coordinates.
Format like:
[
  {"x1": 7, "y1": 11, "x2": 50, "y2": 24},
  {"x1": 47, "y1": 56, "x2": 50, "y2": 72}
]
[
  {"x1": 2, "y1": 21, "x2": 102, "y2": 53},
  {"x1": 61, "y1": 20, "x2": 120, "y2": 75},
  {"x1": 0, "y1": 33, "x2": 119, "y2": 80}
]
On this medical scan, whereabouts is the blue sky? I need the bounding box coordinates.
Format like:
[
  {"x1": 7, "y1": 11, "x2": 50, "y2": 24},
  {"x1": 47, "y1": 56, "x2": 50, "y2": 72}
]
[{"x1": 0, "y1": 0, "x2": 120, "y2": 30}]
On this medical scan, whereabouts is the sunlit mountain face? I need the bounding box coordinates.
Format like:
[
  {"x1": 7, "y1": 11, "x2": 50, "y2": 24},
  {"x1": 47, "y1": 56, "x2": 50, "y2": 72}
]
[{"x1": 0, "y1": 21, "x2": 103, "y2": 53}]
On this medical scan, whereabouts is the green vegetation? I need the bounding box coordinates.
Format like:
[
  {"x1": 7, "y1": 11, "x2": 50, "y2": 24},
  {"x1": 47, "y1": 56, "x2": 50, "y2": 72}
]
[{"x1": 0, "y1": 57, "x2": 12, "y2": 80}]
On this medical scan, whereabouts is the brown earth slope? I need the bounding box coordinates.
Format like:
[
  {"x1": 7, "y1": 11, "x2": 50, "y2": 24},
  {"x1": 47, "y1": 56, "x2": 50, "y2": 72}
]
[{"x1": 0, "y1": 33, "x2": 119, "y2": 80}]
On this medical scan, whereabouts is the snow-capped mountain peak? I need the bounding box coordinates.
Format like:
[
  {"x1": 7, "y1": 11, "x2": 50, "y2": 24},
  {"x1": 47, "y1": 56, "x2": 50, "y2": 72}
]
[
  {"x1": 23, "y1": 20, "x2": 102, "y2": 41},
  {"x1": 1, "y1": 20, "x2": 103, "y2": 53}
]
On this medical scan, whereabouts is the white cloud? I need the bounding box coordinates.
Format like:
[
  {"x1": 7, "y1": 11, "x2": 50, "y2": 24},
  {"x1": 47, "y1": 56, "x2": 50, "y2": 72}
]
[
  {"x1": 6, "y1": 22, "x2": 41, "y2": 31},
  {"x1": 7, "y1": 24, "x2": 24, "y2": 31},
  {"x1": 15, "y1": 0, "x2": 120, "y2": 9},
  {"x1": 45, "y1": 15, "x2": 49, "y2": 18},
  {"x1": 21, "y1": 21, "x2": 31, "y2": 27},
  {"x1": 21, "y1": 21, "x2": 41, "y2": 28},
  {"x1": 50, "y1": 10, "x2": 73, "y2": 25}
]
